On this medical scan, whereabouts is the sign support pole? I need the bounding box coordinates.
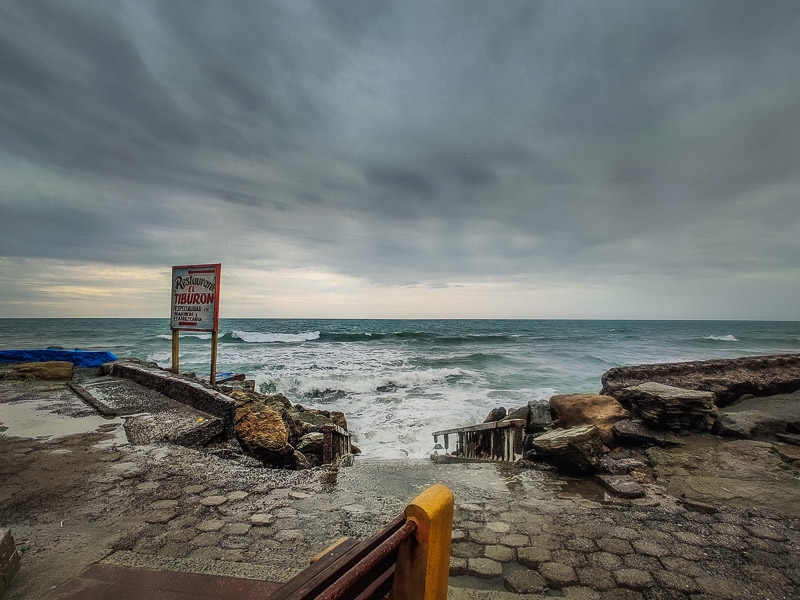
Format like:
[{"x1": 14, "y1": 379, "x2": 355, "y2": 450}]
[
  {"x1": 210, "y1": 330, "x2": 218, "y2": 385},
  {"x1": 171, "y1": 330, "x2": 180, "y2": 374}
]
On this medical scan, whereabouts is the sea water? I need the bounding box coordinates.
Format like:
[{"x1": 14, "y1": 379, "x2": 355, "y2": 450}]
[{"x1": 2, "y1": 318, "x2": 799, "y2": 458}]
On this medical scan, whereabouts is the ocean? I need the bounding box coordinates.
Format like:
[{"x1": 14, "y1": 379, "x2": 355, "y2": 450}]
[{"x1": 2, "y1": 319, "x2": 799, "y2": 458}]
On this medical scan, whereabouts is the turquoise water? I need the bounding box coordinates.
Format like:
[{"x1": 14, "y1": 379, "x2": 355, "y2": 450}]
[{"x1": 2, "y1": 319, "x2": 799, "y2": 457}]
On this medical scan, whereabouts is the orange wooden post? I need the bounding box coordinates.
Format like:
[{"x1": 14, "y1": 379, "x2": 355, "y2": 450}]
[{"x1": 391, "y1": 484, "x2": 454, "y2": 600}]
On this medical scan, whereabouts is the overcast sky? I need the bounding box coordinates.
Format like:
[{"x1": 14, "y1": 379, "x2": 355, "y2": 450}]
[{"x1": 1, "y1": 1, "x2": 798, "y2": 319}]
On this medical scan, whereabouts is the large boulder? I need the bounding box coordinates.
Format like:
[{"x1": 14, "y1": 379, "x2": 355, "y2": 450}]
[
  {"x1": 484, "y1": 407, "x2": 507, "y2": 423},
  {"x1": 234, "y1": 403, "x2": 293, "y2": 467},
  {"x1": 616, "y1": 382, "x2": 717, "y2": 432},
  {"x1": 549, "y1": 394, "x2": 629, "y2": 444},
  {"x1": 601, "y1": 353, "x2": 800, "y2": 407},
  {"x1": 527, "y1": 399, "x2": 552, "y2": 432},
  {"x1": 12, "y1": 361, "x2": 73, "y2": 380},
  {"x1": 532, "y1": 425, "x2": 604, "y2": 472},
  {"x1": 712, "y1": 391, "x2": 800, "y2": 440}
]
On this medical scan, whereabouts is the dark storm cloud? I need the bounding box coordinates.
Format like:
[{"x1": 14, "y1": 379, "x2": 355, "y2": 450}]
[{"x1": 1, "y1": 0, "x2": 799, "y2": 315}]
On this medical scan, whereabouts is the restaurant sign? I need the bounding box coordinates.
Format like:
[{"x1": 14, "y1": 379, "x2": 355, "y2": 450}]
[{"x1": 170, "y1": 264, "x2": 221, "y2": 332}]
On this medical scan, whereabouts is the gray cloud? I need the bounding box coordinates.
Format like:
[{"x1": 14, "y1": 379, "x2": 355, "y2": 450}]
[{"x1": 1, "y1": 0, "x2": 799, "y2": 317}]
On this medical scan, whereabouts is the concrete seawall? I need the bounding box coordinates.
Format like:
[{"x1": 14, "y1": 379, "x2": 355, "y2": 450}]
[{"x1": 100, "y1": 360, "x2": 236, "y2": 436}]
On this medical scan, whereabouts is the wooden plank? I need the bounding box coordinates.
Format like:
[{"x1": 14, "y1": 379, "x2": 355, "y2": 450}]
[{"x1": 432, "y1": 419, "x2": 525, "y2": 436}]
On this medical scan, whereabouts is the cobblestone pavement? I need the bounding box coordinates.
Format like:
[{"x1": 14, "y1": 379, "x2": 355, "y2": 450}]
[{"x1": 1, "y1": 380, "x2": 799, "y2": 599}]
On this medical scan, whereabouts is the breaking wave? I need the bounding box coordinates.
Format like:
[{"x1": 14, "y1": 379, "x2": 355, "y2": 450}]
[
  {"x1": 228, "y1": 330, "x2": 321, "y2": 343},
  {"x1": 157, "y1": 333, "x2": 212, "y2": 340},
  {"x1": 703, "y1": 334, "x2": 738, "y2": 342}
]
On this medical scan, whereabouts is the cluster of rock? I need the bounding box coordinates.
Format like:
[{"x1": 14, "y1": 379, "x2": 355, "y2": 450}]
[
  {"x1": 230, "y1": 389, "x2": 353, "y2": 469},
  {"x1": 480, "y1": 354, "x2": 800, "y2": 496}
]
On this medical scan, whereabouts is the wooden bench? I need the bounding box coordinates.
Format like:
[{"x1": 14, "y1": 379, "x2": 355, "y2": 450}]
[{"x1": 268, "y1": 484, "x2": 454, "y2": 600}]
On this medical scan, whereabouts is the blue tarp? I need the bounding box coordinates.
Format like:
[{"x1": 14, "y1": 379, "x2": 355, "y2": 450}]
[{"x1": 0, "y1": 349, "x2": 117, "y2": 367}]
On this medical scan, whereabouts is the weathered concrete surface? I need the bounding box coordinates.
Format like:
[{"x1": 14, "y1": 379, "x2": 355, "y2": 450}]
[
  {"x1": 648, "y1": 435, "x2": 800, "y2": 518},
  {"x1": 102, "y1": 359, "x2": 236, "y2": 434},
  {"x1": 2, "y1": 376, "x2": 800, "y2": 600},
  {"x1": 713, "y1": 391, "x2": 800, "y2": 439},
  {"x1": 601, "y1": 353, "x2": 800, "y2": 406}
]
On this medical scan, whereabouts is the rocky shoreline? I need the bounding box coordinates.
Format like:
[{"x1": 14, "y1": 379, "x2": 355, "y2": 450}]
[{"x1": 1, "y1": 354, "x2": 799, "y2": 598}]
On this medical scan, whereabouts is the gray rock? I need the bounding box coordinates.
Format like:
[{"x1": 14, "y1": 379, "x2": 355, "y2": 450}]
[
  {"x1": 483, "y1": 407, "x2": 507, "y2": 423},
  {"x1": 517, "y1": 546, "x2": 552, "y2": 568},
  {"x1": 616, "y1": 382, "x2": 717, "y2": 432},
  {"x1": 532, "y1": 425, "x2": 604, "y2": 472},
  {"x1": 504, "y1": 569, "x2": 547, "y2": 593},
  {"x1": 601, "y1": 353, "x2": 800, "y2": 406},
  {"x1": 596, "y1": 475, "x2": 646, "y2": 499},
  {"x1": 612, "y1": 419, "x2": 683, "y2": 447},
  {"x1": 295, "y1": 432, "x2": 324, "y2": 456},
  {"x1": 503, "y1": 404, "x2": 529, "y2": 424},
  {"x1": 712, "y1": 391, "x2": 800, "y2": 440},
  {"x1": 528, "y1": 399, "x2": 553, "y2": 432}
]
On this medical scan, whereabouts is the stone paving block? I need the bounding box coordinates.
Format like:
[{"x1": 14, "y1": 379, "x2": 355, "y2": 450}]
[
  {"x1": 631, "y1": 539, "x2": 670, "y2": 558},
  {"x1": 191, "y1": 532, "x2": 222, "y2": 547},
  {"x1": 228, "y1": 490, "x2": 250, "y2": 501},
  {"x1": 223, "y1": 522, "x2": 251, "y2": 536},
  {"x1": 144, "y1": 509, "x2": 178, "y2": 524},
  {"x1": 538, "y1": 562, "x2": 577, "y2": 588},
  {"x1": 504, "y1": 569, "x2": 547, "y2": 594},
  {"x1": 551, "y1": 549, "x2": 587, "y2": 568},
  {"x1": 484, "y1": 544, "x2": 514, "y2": 563},
  {"x1": 452, "y1": 541, "x2": 484, "y2": 559},
  {"x1": 486, "y1": 521, "x2": 511, "y2": 534},
  {"x1": 451, "y1": 528, "x2": 466, "y2": 541},
  {"x1": 563, "y1": 586, "x2": 601, "y2": 600},
  {"x1": 613, "y1": 568, "x2": 654, "y2": 590},
  {"x1": 250, "y1": 513, "x2": 274, "y2": 526},
  {"x1": 652, "y1": 569, "x2": 700, "y2": 594},
  {"x1": 274, "y1": 529, "x2": 304, "y2": 541},
  {"x1": 462, "y1": 520, "x2": 483, "y2": 530},
  {"x1": 200, "y1": 495, "x2": 228, "y2": 507},
  {"x1": 695, "y1": 576, "x2": 751, "y2": 599},
  {"x1": 564, "y1": 537, "x2": 597, "y2": 553},
  {"x1": 449, "y1": 556, "x2": 467, "y2": 576},
  {"x1": 529, "y1": 534, "x2": 562, "y2": 550},
  {"x1": 502, "y1": 534, "x2": 530, "y2": 547},
  {"x1": 740, "y1": 564, "x2": 791, "y2": 588},
  {"x1": 517, "y1": 546, "x2": 551, "y2": 568},
  {"x1": 658, "y1": 556, "x2": 706, "y2": 578},
  {"x1": 195, "y1": 519, "x2": 225, "y2": 532},
  {"x1": 162, "y1": 527, "x2": 197, "y2": 543},
  {"x1": 157, "y1": 542, "x2": 190, "y2": 558},
  {"x1": 597, "y1": 537, "x2": 633, "y2": 555},
  {"x1": 467, "y1": 557, "x2": 502, "y2": 579},
  {"x1": 471, "y1": 529, "x2": 500, "y2": 545},
  {"x1": 588, "y1": 551, "x2": 624, "y2": 570},
  {"x1": 184, "y1": 484, "x2": 206, "y2": 495},
  {"x1": 610, "y1": 526, "x2": 640, "y2": 540},
  {"x1": 576, "y1": 566, "x2": 616, "y2": 591},
  {"x1": 149, "y1": 499, "x2": 178, "y2": 510}
]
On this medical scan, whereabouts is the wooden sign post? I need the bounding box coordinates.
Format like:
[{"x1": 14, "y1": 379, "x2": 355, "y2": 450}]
[{"x1": 170, "y1": 263, "x2": 221, "y2": 385}]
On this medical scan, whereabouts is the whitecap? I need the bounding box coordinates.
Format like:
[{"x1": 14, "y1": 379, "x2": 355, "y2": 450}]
[
  {"x1": 156, "y1": 333, "x2": 212, "y2": 340},
  {"x1": 232, "y1": 330, "x2": 320, "y2": 343},
  {"x1": 703, "y1": 334, "x2": 738, "y2": 342}
]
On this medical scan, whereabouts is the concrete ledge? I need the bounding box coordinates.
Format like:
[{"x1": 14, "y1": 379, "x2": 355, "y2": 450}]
[
  {"x1": 0, "y1": 529, "x2": 20, "y2": 598},
  {"x1": 102, "y1": 360, "x2": 236, "y2": 436},
  {"x1": 601, "y1": 353, "x2": 800, "y2": 406}
]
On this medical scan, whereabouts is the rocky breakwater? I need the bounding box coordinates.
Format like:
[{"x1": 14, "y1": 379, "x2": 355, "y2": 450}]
[{"x1": 229, "y1": 389, "x2": 352, "y2": 470}]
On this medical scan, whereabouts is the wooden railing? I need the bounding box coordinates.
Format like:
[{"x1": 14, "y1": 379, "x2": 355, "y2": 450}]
[
  {"x1": 432, "y1": 419, "x2": 525, "y2": 462},
  {"x1": 268, "y1": 484, "x2": 454, "y2": 600},
  {"x1": 321, "y1": 424, "x2": 352, "y2": 466}
]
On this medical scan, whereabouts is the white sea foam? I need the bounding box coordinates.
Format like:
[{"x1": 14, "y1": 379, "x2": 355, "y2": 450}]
[
  {"x1": 232, "y1": 330, "x2": 320, "y2": 343},
  {"x1": 704, "y1": 334, "x2": 738, "y2": 342}
]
